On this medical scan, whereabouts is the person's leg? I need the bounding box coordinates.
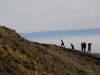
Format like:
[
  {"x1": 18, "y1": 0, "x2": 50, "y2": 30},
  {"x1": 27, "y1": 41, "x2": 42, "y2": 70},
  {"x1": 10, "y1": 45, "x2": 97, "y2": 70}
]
[
  {"x1": 84, "y1": 48, "x2": 86, "y2": 52},
  {"x1": 83, "y1": 48, "x2": 85, "y2": 52},
  {"x1": 63, "y1": 44, "x2": 65, "y2": 48},
  {"x1": 61, "y1": 44, "x2": 62, "y2": 47},
  {"x1": 82, "y1": 47, "x2": 83, "y2": 51},
  {"x1": 90, "y1": 48, "x2": 91, "y2": 53},
  {"x1": 88, "y1": 48, "x2": 89, "y2": 52}
]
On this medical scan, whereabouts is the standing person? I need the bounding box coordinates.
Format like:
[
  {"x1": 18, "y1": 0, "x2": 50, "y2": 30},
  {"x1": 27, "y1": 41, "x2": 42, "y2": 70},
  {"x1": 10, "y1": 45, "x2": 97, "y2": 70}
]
[
  {"x1": 81, "y1": 42, "x2": 83, "y2": 51},
  {"x1": 61, "y1": 39, "x2": 65, "y2": 48},
  {"x1": 71, "y1": 43, "x2": 74, "y2": 50},
  {"x1": 88, "y1": 43, "x2": 92, "y2": 53},
  {"x1": 83, "y1": 42, "x2": 86, "y2": 52}
]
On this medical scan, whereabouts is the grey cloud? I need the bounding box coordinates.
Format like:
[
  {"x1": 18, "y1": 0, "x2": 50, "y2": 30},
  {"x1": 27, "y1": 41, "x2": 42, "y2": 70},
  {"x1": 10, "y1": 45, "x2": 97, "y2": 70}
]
[{"x1": 0, "y1": 0, "x2": 100, "y2": 32}]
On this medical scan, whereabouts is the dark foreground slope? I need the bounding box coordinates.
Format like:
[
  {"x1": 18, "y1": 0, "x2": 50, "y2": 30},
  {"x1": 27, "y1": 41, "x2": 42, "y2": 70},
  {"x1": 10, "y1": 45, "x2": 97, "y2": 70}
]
[{"x1": 0, "y1": 26, "x2": 100, "y2": 75}]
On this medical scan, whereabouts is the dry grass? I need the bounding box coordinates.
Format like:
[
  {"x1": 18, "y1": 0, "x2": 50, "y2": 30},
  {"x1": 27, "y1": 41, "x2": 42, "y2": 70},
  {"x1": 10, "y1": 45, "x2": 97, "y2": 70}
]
[{"x1": 0, "y1": 26, "x2": 100, "y2": 75}]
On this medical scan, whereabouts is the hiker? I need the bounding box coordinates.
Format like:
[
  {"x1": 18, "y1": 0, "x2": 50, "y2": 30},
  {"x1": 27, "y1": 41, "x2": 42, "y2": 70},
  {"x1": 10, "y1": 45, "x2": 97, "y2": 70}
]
[
  {"x1": 81, "y1": 42, "x2": 83, "y2": 51},
  {"x1": 71, "y1": 43, "x2": 74, "y2": 50},
  {"x1": 61, "y1": 39, "x2": 65, "y2": 48},
  {"x1": 88, "y1": 43, "x2": 92, "y2": 53},
  {"x1": 83, "y1": 42, "x2": 86, "y2": 52},
  {"x1": 81, "y1": 42, "x2": 87, "y2": 52}
]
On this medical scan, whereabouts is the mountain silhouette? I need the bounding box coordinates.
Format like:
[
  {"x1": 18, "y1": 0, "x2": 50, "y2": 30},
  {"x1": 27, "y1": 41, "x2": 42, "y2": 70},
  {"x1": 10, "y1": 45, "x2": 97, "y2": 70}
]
[{"x1": 0, "y1": 26, "x2": 100, "y2": 75}]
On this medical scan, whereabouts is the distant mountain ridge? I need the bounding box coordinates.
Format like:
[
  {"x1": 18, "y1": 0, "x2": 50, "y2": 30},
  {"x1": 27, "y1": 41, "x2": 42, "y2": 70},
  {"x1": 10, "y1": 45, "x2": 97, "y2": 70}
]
[{"x1": 20, "y1": 28, "x2": 100, "y2": 39}]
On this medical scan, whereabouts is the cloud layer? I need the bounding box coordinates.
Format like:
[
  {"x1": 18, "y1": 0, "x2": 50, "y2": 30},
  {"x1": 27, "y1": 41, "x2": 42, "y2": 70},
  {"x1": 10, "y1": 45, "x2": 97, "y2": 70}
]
[{"x1": 0, "y1": 0, "x2": 100, "y2": 32}]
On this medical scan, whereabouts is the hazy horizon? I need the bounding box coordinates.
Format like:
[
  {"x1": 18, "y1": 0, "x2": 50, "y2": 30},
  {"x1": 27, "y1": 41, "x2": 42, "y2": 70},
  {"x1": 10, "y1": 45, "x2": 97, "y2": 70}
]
[
  {"x1": 20, "y1": 29, "x2": 100, "y2": 53},
  {"x1": 28, "y1": 35, "x2": 100, "y2": 53}
]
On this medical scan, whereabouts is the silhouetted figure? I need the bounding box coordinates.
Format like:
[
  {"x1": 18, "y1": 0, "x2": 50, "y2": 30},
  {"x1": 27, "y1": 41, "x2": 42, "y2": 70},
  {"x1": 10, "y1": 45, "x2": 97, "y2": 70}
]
[
  {"x1": 88, "y1": 43, "x2": 92, "y2": 53},
  {"x1": 81, "y1": 42, "x2": 83, "y2": 51},
  {"x1": 82, "y1": 42, "x2": 86, "y2": 52},
  {"x1": 83, "y1": 42, "x2": 86, "y2": 52},
  {"x1": 71, "y1": 43, "x2": 74, "y2": 50},
  {"x1": 61, "y1": 39, "x2": 65, "y2": 48}
]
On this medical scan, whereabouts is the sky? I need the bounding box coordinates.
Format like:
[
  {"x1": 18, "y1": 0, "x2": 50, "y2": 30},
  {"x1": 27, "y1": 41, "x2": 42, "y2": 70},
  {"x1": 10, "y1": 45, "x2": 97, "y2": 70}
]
[{"x1": 0, "y1": 0, "x2": 100, "y2": 33}]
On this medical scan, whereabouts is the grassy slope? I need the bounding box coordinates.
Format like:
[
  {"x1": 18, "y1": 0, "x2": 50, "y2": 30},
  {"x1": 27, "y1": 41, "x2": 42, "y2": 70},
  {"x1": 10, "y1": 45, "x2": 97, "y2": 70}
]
[{"x1": 0, "y1": 26, "x2": 100, "y2": 75}]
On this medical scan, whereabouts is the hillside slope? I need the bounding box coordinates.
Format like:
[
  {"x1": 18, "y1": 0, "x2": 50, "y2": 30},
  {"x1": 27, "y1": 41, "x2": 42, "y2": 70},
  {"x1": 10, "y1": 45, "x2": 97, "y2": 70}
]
[{"x1": 0, "y1": 26, "x2": 100, "y2": 75}]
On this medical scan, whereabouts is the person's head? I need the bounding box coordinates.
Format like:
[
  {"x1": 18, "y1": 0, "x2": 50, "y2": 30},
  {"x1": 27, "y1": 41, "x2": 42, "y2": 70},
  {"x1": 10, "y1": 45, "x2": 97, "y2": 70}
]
[{"x1": 61, "y1": 39, "x2": 62, "y2": 41}]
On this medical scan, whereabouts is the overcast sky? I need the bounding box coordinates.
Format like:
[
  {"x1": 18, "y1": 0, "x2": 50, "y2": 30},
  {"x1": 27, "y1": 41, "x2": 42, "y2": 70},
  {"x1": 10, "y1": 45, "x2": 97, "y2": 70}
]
[{"x1": 0, "y1": 0, "x2": 100, "y2": 33}]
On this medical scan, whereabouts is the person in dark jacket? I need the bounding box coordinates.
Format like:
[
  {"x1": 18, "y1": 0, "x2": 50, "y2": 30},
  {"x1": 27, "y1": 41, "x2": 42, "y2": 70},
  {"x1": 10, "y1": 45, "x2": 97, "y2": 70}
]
[
  {"x1": 61, "y1": 39, "x2": 65, "y2": 48},
  {"x1": 83, "y1": 42, "x2": 86, "y2": 52},
  {"x1": 71, "y1": 43, "x2": 74, "y2": 50},
  {"x1": 88, "y1": 43, "x2": 92, "y2": 53}
]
